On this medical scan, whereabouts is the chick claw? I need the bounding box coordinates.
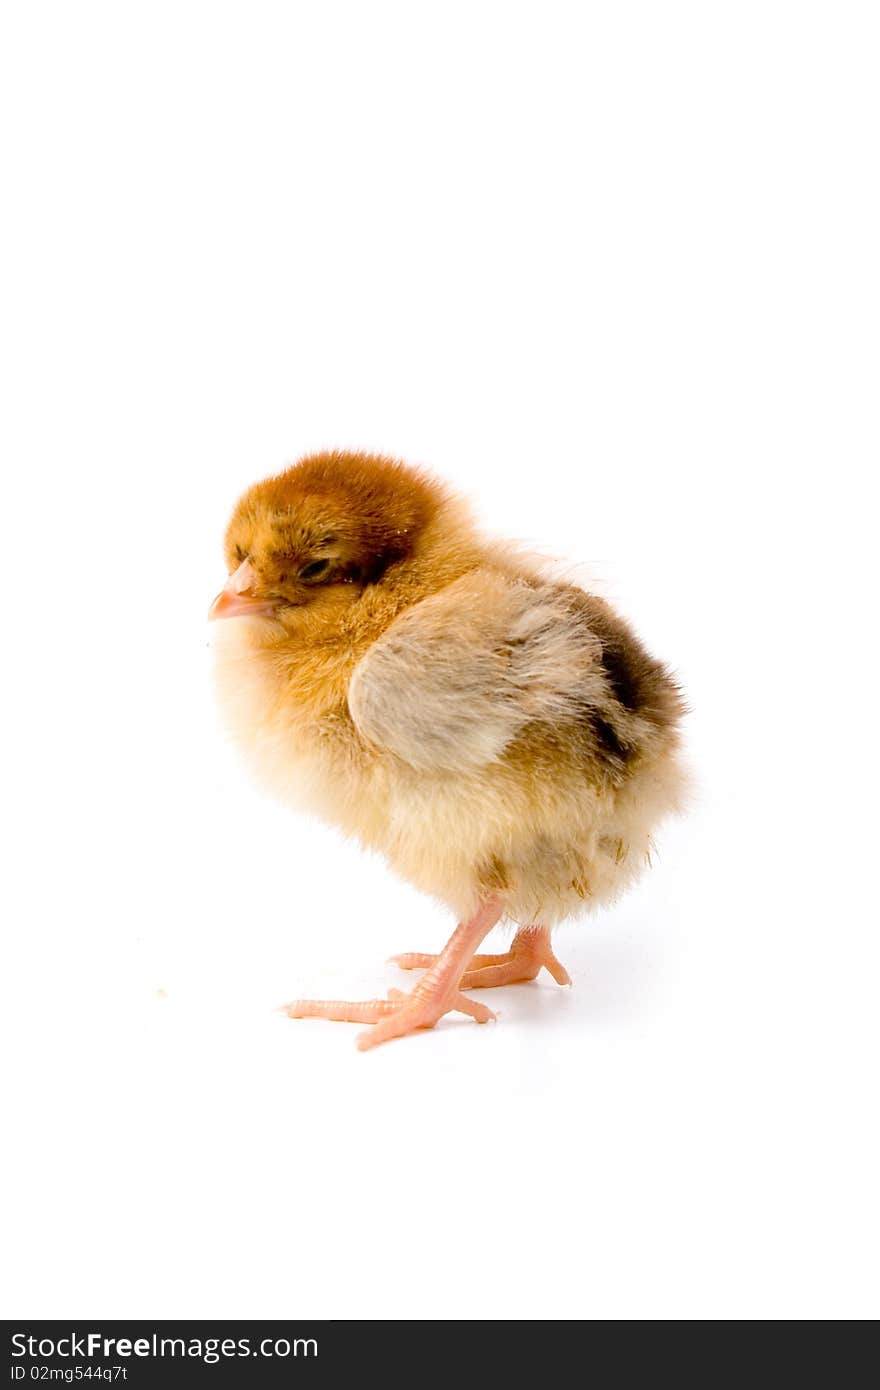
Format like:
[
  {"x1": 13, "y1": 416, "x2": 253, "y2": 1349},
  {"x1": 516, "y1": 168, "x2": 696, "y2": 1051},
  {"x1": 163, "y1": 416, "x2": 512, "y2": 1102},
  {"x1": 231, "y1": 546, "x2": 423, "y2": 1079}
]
[
  {"x1": 390, "y1": 925, "x2": 571, "y2": 990},
  {"x1": 286, "y1": 985, "x2": 495, "y2": 1051}
]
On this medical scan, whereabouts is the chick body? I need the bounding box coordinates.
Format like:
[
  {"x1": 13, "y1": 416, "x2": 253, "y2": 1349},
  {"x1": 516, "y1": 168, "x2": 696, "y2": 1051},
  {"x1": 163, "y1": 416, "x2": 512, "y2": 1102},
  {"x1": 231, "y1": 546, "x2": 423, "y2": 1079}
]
[{"x1": 212, "y1": 452, "x2": 686, "y2": 931}]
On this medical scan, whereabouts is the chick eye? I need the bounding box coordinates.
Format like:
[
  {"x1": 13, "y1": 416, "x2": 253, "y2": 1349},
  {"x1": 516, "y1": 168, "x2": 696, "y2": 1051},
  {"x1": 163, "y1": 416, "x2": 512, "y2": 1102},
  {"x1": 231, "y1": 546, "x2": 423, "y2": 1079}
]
[{"x1": 299, "y1": 558, "x2": 332, "y2": 583}]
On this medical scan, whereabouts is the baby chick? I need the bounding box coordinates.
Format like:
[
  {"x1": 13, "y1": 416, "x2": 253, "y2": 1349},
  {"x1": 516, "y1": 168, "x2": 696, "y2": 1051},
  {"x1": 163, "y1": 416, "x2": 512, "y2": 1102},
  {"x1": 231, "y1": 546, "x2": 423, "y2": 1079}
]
[{"x1": 210, "y1": 451, "x2": 686, "y2": 1049}]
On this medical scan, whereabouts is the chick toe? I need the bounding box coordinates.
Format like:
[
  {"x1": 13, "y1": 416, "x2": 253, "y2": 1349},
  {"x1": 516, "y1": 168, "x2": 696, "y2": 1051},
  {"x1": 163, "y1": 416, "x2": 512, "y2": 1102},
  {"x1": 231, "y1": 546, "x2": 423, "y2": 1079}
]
[{"x1": 392, "y1": 926, "x2": 571, "y2": 990}]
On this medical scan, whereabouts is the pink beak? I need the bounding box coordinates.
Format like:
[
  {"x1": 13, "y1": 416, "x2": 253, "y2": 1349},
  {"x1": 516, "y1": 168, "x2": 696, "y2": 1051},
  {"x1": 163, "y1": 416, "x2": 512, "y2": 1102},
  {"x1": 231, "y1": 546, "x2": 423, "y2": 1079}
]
[{"x1": 208, "y1": 559, "x2": 279, "y2": 622}]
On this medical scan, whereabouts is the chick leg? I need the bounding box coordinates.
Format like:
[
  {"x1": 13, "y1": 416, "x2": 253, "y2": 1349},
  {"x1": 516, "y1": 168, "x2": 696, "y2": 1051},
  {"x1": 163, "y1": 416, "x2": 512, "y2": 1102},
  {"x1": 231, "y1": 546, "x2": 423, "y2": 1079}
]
[
  {"x1": 391, "y1": 925, "x2": 571, "y2": 989},
  {"x1": 285, "y1": 896, "x2": 505, "y2": 1051}
]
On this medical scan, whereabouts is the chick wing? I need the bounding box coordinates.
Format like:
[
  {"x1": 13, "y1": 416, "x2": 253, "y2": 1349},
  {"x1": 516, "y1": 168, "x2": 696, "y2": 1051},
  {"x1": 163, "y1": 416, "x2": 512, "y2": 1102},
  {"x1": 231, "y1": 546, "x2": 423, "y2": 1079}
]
[{"x1": 348, "y1": 569, "x2": 605, "y2": 774}]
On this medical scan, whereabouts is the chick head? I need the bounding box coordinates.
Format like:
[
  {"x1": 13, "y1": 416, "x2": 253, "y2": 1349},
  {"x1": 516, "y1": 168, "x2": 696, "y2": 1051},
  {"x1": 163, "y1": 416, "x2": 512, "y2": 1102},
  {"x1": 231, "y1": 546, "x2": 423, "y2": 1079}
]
[{"x1": 210, "y1": 451, "x2": 441, "y2": 629}]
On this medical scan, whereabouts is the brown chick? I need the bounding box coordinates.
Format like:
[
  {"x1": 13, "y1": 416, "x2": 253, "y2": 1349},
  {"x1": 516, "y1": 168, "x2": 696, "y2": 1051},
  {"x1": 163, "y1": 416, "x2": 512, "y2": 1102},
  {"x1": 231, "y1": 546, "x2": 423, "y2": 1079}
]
[{"x1": 209, "y1": 451, "x2": 686, "y2": 1049}]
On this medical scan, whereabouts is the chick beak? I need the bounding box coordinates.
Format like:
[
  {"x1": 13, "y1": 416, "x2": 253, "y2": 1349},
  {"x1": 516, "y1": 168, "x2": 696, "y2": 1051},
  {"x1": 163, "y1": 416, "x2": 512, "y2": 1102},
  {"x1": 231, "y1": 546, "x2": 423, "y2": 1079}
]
[{"x1": 208, "y1": 559, "x2": 279, "y2": 621}]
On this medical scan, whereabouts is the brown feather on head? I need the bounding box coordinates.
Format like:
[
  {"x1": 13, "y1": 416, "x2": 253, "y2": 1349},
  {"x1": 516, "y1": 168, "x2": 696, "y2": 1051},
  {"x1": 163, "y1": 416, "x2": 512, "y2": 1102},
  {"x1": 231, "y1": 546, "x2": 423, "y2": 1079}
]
[{"x1": 213, "y1": 450, "x2": 446, "y2": 621}]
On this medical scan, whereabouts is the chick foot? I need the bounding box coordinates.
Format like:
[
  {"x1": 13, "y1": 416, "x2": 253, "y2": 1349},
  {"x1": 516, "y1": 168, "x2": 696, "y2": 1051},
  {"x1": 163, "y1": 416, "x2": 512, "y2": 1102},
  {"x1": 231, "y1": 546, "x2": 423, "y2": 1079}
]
[
  {"x1": 285, "y1": 896, "x2": 505, "y2": 1050},
  {"x1": 286, "y1": 988, "x2": 494, "y2": 1050},
  {"x1": 391, "y1": 925, "x2": 571, "y2": 989}
]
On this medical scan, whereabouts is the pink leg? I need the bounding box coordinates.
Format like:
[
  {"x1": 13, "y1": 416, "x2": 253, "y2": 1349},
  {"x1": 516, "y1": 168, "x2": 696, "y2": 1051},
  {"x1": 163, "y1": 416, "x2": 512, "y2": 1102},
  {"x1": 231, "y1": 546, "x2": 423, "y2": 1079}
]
[
  {"x1": 285, "y1": 896, "x2": 505, "y2": 1051},
  {"x1": 391, "y1": 924, "x2": 571, "y2": 989}
]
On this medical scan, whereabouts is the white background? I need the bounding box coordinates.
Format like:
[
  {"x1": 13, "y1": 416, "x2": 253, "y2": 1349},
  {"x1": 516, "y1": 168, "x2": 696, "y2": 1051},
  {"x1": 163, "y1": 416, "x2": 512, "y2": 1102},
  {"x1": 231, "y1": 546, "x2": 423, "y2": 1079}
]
[{"x1": 2, "y1": 2, "x2": 877, "y2": 1321}]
